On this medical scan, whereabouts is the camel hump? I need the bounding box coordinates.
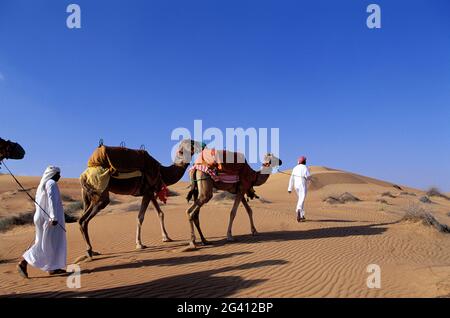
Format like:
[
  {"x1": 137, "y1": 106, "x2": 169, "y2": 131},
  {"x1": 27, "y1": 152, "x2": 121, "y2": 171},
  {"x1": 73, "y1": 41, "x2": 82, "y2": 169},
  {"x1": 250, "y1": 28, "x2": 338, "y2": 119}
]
[{"x1": 87, "y1": 145, "x2": 160, "y2": 175}]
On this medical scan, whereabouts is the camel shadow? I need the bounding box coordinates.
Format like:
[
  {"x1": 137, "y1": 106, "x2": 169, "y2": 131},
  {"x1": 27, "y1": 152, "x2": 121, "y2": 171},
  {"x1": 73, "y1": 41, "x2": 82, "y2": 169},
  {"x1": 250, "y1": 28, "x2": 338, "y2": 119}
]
[
  {"x1": 83, "y1": 251, "x2": 253, "y2": 275},
  {"x1": 209, "y1": 222, "x2": 395, "y2": 247},
  {"x1": 312, "y1": 219, "x2": 361, "y2": 223},
  {"x1": 3, "y1": 260, "x2": 288, "y2": 298},
  {"x1": 70, "y1": 241, "x2": 191, "y2": 264}
]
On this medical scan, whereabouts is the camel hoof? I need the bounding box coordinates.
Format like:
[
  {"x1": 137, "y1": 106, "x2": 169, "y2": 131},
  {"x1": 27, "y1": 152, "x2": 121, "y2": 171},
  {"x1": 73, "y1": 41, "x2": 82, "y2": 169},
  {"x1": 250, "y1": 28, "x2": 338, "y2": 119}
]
[
  {"x1": 86, "y1": 250, "x2": 100, "y2": 259},
  {"x1": 74, "y1": 255, "x2": 91, "y2": 264},
  {"x1": 200, "y1": 240, "x2": 212, "y2": 246},
  {"x1": 136, "y1": 245, "x2": 148, "y2": 250},
  {"x1": 189, "y1": 242, "x2": 197, "y2": 249},
  {"x1": 162, "y1": 238, "x2": 173, "y2": 243},
  {"x1": 251, "y1": 230, "x2": 259, "y2": 236},
  {"x1": 227, "y1": 236, "x2": 235, "y2": 242}
]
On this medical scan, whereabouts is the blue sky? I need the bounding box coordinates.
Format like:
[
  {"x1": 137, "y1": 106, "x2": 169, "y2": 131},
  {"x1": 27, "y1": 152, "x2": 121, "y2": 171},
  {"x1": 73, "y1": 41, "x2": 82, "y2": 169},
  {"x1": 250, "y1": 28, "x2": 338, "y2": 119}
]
[{"x1": 1, "y1": 0, "x2": 449, "y2": 190}]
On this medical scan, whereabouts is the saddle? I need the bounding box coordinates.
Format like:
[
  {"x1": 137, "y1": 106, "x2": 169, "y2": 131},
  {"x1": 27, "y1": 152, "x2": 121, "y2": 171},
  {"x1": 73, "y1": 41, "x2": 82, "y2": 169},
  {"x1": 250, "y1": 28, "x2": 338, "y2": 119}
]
[
  {"x1": 193, "y1": 149, "x2": 259, "y2": 196},
  {"x1": 83, "y1": 145, "x2": 167, "y2": 201}
]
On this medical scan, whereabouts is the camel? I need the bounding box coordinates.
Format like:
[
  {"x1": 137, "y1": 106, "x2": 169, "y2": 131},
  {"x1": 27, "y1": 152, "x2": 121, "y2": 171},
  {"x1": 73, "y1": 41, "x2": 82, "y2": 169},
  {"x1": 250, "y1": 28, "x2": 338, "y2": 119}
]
[
  {"x1": 79, "y1": 140, "x2": 203, "y2": 258},
  {"x1": 0, "y1": 138, "x2": 25, "y2": 162},
  {"x1": 186, "y1": 153, "x2": 282, "y2": 247}
]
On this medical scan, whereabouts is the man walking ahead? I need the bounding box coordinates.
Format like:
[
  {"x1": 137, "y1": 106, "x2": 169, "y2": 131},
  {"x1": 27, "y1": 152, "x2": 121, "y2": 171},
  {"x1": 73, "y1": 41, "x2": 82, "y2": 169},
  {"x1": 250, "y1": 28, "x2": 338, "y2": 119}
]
[
  {"x1": 288, "y1": 156, "x2": 311, "y2": 222},
  {"x1": 17, "y1": 166, "x2": 67, "y2": 278}
]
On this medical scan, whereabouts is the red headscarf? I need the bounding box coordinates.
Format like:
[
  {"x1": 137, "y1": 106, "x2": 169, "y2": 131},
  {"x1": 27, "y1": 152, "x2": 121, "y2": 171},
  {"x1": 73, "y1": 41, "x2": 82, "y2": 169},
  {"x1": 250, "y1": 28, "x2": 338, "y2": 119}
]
[{"x1": 298, "y1": 156, "x2": 306, "y2": 165}]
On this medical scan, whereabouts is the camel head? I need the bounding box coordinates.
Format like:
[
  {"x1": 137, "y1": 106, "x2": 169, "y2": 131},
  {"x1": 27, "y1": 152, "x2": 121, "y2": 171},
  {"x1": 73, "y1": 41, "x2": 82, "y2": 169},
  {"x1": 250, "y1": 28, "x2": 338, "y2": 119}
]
[
  {"x1": 262, "y1": 153, "x2": 282, "y2": 169},
  {"x1": 173, "y1": 139, "x2": 205, "y2": 166},
  {"x1": 0, "y1": 138, "x2": 25, "y2": 161}
]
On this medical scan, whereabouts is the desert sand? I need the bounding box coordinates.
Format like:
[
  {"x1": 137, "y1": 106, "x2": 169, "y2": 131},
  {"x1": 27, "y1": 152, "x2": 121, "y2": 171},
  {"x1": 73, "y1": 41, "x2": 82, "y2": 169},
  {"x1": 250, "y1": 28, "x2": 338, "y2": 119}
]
[{"x1": 0, "y1": 167, "x2": 449, "y2": 298}]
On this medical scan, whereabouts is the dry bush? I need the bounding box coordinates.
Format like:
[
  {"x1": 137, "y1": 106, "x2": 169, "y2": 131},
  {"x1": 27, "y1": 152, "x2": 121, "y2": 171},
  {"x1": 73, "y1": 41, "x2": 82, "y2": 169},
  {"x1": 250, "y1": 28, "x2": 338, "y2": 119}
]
[
  {"x1": 419, "y1": 196, "x2": 433, "y2": 204},
  {"x1": 402, "y1": 204, "x2": 449, "y2": 233},
  {"x1": 323, "y1": 192, "x2": 361, "y2": 204},
  {"x1": 426, "y1": 188, "x2": 450, "y2": 201},
  {"x1": 381, "y1": 191, "x2": 396, "y2": 198}
]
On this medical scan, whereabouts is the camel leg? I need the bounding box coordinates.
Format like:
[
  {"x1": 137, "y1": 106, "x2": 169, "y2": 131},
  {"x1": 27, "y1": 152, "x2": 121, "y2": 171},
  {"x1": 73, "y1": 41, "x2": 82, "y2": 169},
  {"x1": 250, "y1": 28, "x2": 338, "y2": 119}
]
[
  {"x1": 136, "y1": 195, "x2": 151, "y2": 250},
  {"x1": 185, "y1": 170, "x2": 213, "y2": 248},
  {"x1": 186, "y1": 202, "x2": 200, "y2": 248},
  {"x1": 79, "y1": 202, "x2": 94, "y2": 256},
  {"x1": 79, "y1": 191, "x2": 109, "y2": 258},
  {"x1": 227, "y1": 192, "x2": 243, "y2": 242},
  {"x1": 241, "y1": 196, "x2": 258, "y2": 236},
  {"x1": 192, "y1": 207, "x2": 210, "y2": 245},
  {"x1": 151, "y1": 197, "x2": 172, "y2": 242}
]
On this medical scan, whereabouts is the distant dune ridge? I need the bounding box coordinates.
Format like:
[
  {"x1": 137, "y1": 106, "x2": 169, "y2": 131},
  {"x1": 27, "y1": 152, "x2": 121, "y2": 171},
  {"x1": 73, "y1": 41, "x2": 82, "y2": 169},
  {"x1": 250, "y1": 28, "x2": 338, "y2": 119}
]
[{"x1": 0, "y1": 166, "x2": 449, "y2": 298}]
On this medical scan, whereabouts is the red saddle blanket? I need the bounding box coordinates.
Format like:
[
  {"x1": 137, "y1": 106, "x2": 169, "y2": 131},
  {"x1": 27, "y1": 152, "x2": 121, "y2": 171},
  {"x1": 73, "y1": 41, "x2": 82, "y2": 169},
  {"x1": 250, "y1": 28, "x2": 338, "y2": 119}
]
[{"x1": 194, "y1": 149, "x2": 258, "y2": 192}]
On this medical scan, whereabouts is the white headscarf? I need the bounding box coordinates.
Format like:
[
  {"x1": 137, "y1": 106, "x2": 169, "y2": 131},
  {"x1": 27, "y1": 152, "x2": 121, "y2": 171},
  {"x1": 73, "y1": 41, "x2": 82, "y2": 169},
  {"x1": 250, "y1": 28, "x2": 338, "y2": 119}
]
[{"x1": 37, "y1": 166, "x2": 61, "y2": 194}]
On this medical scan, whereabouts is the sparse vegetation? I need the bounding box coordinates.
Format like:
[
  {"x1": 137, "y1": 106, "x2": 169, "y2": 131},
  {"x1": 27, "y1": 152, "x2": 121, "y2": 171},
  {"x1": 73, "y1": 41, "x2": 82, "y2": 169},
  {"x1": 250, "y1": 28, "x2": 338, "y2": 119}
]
[
  {"x1": 0, "y1": 201, "x2": 83, "y2": 232},
  {"x1": 426, "y1": 188, "x2": 450, "y2": 201},
  {"x1": 323, "y1": 196, "x2": 341, "y2": 204},
  {"x1": 323, "y1": 192, "x2": 361, "y2": 204},
  {"x1": 381, "y1": 192, "x2": 396, "y2": 198},
  {"x1": 376, "y1": 199, "x2": 389, "y2": 204},
  {"x1": 64, "y1": 201, "x2": 83, "y2": 223},
  {"x1": 61, "y1": 194, "x2": 76, "y2": 202},
  {"x1": 400, "y1": 191, "x2": 416, "y2": 197},
  {"x1": 168, "y1": 190, "x2": 180, "y2": 197},
  {"x1": 0, "y1": 212, "x2": 34, "y2": 232},
  {"x1": 419, "y1": 196, "x2": 432, "y2": 204},
  {"x1": 212, "y1": 191, "x2": 236, "y2": 203},
  {"x1": 126, "y1": 203, "x2": 142, "y2": 212},
  {"x1": 393, "y1": 184, "x2": 403, "y2": 190},
  {"x1": 402, "y1": 204, "x2": 450, "y2": 233},
  {"x1": 339, "y1": 192, "x2": 361, "y2": 202}
]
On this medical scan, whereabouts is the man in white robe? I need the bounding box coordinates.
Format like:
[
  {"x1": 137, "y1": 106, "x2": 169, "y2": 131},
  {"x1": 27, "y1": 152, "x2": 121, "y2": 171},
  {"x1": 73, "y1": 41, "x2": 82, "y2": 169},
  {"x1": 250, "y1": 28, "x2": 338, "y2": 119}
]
[
  {"x1": 288, "y1": 156, "x2": 311, "y2": 222},
  {"x1": 17, "y1": 166, "x2": 67, "y2": 278}
]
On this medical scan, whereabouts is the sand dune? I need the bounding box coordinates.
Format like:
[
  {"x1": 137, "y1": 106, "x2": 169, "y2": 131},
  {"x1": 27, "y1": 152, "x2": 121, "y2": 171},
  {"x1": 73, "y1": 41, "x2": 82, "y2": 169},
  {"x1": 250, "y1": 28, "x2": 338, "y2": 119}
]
[{"x1": 1, "y1": 167, "x2": 449, "y2": 298}]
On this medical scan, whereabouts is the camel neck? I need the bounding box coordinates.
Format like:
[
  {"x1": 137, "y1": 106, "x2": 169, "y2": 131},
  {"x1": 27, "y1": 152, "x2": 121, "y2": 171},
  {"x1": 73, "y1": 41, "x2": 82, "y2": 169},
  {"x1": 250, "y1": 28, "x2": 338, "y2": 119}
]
[
  {"x1": 160, "y1": 163, "x2": 189, "y2": 186},
  {"x1": 254, "y1": 167, "x2": 272, "y2": 186}
]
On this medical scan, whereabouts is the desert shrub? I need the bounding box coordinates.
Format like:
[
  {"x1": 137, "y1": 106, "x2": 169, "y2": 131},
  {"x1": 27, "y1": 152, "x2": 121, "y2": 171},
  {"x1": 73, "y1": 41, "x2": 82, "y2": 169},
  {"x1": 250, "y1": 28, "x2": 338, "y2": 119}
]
[
  {"x1": 323, "y1": 192, "x2": 361, "y2": 204},
  {"x1": 426, "y1": 188, "x2": 450, "y2": 200},
  {"x1": 381, "y1": 192, "x2": 396, "y2": 198},
  {"x1": 64, "y1": 201, "x2": 83, "y2": 223},
  {"x1": 400, "y1": 192, "x2": 416, "y2": 197},
  {"x1": 402, "y1": 204, "x2": 449, "y2": 233},
  {"x1": 0, "y1": 212, "x2": 34, "y2": 232},
  {"x1": 419, "y1": 196, "x2": 432, "y2": 204},
  {"x1": 168, "y1": 190, "x2": 180, "y2": 197},
  {"x1": 323, "y1": 196, "x2": 341, "y2": 204},
  {"x1": 61, "y1": 194, "x2": 75, "y2": 202},
  {"x1": 126, "y1": 203, "x2": 142, "y2": 212},
  {"x1": 338, "y1": 192, "x2": 361, "y2": 203}
]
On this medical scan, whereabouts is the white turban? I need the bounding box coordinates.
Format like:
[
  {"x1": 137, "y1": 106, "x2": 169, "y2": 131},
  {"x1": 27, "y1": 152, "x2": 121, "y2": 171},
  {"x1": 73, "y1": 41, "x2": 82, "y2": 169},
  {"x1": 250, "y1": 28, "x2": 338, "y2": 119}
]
[{"x1": 37, "y1": 166, "x2": 61, "y2": 194}]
